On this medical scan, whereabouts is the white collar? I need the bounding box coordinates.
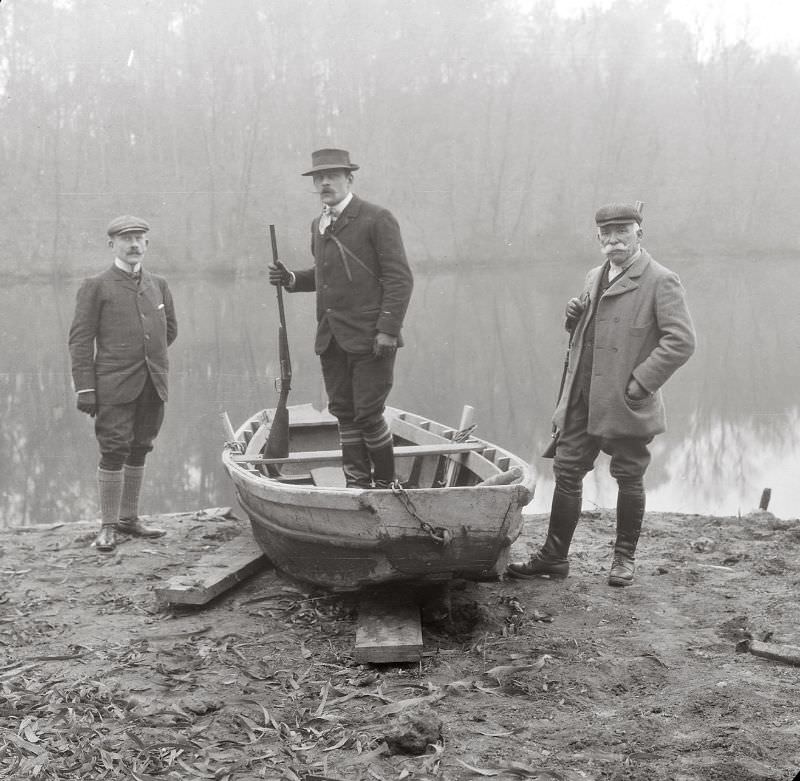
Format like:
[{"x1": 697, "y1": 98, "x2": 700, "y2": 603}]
[
  {"x1": 115, "y1": 257, "x2": 142, "y2": 274},
  {"x1": 608, "y1": 248, "x2": 641, "y2": 279},
  {"x1": 323, "y1": 192, "x2": 353, "y2": 217}
]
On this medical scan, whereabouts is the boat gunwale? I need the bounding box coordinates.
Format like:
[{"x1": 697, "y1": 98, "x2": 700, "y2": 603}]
[{"x1": 222, "y1": 405, "x2": 534, "y2": 496}]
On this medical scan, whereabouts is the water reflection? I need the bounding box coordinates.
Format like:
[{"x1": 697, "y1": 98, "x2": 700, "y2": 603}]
[{"x1": 1, "y1": 255, "x2": 798, "y2": 527}]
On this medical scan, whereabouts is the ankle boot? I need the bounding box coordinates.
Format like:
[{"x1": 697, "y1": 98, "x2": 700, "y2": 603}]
[
  {"x1": 609, "y1": 491, "x2": 645, "y2": 586},
  {"x1": 508, "y1": 490, "x2": 582, "y2": 579},
  {"x1": 117, "y1": 517, "x2": 166, "y2": 538},
  {"x1": 341, "y1": 443, "x2": 372, "y2": 489}
]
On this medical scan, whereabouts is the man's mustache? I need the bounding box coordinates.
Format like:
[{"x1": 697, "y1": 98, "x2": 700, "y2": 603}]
[{"x1": 601, "y1": 243, "x2": 627, "y2": 254}]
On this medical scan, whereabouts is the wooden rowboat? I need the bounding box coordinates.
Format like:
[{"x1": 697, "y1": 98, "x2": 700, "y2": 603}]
[{"x1": 221, "y1": 404, "x2": 535, "y2": 591}]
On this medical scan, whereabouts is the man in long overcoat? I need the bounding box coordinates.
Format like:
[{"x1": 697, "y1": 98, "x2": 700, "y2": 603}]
[
  {"x1": 69, "y1": 215, "x2": 178, "y2": 552},
  {"x1": 509, "y1": 203, "x2": 695, "y2": 586},
  {"x1": 270, "y1": 149, "x2": 413, "y2": 488}
]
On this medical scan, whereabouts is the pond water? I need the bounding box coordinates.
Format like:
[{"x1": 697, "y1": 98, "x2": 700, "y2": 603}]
[{"x1": 2, "y1": 254, "x2": 798, "y2": 527}]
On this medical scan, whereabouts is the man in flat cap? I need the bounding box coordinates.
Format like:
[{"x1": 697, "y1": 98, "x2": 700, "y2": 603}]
[
  {"x1": 269, "y1": 149, "x2": 413, "y2": 488},
  {"x1": 69, "y1": 216, "x2": 178, "y2": 552},
  {"x1": 509, "y1": 203, "x2": 695, "y2": 586}
]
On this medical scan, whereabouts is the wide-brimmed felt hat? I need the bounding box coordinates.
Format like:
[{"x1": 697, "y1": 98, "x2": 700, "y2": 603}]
[
  {"x1": 107, "y1": 215, "x2": 150, "y2": 236},
  {"x1": 301, "y1": 148, "x2": 360, "y2": 176}
]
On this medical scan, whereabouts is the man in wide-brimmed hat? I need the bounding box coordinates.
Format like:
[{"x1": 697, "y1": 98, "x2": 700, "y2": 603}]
[
  {"x1": 269, "y1": 149, "x2": 413, "y2": 489},
  {"x1": 69, "y1": 215, "x2": 178, "y2": 552},
  {"x1": 509, "y1": 202, "x2": 695, "y2": 586}
]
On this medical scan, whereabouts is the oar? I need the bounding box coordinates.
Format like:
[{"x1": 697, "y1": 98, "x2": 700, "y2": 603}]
[{"x1": 262, "y1": 224, "x2": 292, "y2": 469}]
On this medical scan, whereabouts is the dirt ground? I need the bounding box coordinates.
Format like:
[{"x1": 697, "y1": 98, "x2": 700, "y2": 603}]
[{"x1": 1, "y1": 504, "x2": 799, "y2": 781}]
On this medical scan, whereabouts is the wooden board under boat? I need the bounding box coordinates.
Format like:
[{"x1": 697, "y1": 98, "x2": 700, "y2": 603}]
[{"x1": 221, "y1": 404, "x2": 535, "y2": 592}]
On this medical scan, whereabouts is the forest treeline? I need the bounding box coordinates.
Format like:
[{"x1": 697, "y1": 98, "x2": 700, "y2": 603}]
[{"x1": 1, "y1": 0, "x2": 798, "y2": 277}]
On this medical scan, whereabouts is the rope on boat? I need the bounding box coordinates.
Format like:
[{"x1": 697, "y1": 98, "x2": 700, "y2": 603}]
[
  {"x1": 390, "y1": 482, "x2": 452, "y2": 546},
  {"x1": 453, "y1": 423, "x2": 477, "y2": 442}
]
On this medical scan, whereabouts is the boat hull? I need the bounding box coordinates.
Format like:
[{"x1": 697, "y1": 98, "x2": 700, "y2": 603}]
[{"x1": 222, "y1": 405, "x2": 534, "y2": 591}]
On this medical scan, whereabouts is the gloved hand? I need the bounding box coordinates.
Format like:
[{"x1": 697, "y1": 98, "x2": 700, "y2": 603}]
[
  {"x1": 565, "y1": 296, "x2": 587, "y2": 320},
  {"x1": 268, "y1": 259, "x2": 292, "y2": 287},
  {"x1": 76, "y1": 391, "x2": 97, "y2": 418},
  {"x1": 373, "y1": 332, "x2": 398, "y2": 359}
]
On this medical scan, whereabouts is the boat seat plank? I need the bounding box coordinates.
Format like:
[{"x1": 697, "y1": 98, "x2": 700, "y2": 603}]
[
  {"x1": 389, "y1": 416, "x2": 503, "y2": 481},
  {"x1": 354, "y1": 595, "x2": 423, "y2": 664},
  {"x1": 232, "y1": 441, "x2": 485, "y2": 466},
  {"x1": 154, "y1": 533, "x2": 268, "y2": 606},
  {"x1": 310, "y1": 467, "x2": 347, "y2": 488}
]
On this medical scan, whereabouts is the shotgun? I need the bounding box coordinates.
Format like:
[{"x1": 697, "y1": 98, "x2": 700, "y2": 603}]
[
  {"x1": 262, "y1": 224, "x2": 292, "y2": 467},
  {"x1": 542, "y1": 326, "x2": 575, "y2": 459}
]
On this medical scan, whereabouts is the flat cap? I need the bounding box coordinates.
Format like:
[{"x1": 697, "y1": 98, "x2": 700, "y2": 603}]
[
  {"x1": 595, "y1": 203, "x2": 642, "y2": 226},
  {"x1": 106, "y1": 215, "x2": 150, "y2": 236}
]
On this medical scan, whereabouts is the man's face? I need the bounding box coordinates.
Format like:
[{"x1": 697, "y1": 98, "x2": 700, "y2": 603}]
[
  {"x1": 597, "y1": 222, "x2": 641, "y2": 265},
  {"x1": 312, "y1": 169, "x2": 352, "y2": 207},
  {"x1": 109, "y1": 231, "x2": 149, "y2": 262}
]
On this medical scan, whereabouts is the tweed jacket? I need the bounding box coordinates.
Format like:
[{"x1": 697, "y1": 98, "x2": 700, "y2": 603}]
[
  {"x1": 68, "y1": 265, "x2": 177, "y2": 404},
  {"x1": 291, "y1": 195, "x2": 413, "y2": 354},
  {"x1": 553, "y1": 249, "x2": 695, "y2": 439}
]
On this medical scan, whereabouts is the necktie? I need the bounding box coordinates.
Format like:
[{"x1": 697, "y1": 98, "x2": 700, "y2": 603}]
[{"x1": 321, "y1": 206, "x2": 337, "y2": 234}]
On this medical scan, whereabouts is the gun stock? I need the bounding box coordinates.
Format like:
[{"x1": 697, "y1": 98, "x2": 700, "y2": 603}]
[{"x1": 263, "y1": 225, "x2": 292, "y2": 464}]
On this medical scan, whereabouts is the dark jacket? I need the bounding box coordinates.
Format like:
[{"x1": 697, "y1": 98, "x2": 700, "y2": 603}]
[
  {"x1": 68, "y1": 265, "x2": 177, "y2": 404},
  {"x1": 553, "y1": 249, "x2": 695, "y2": 439},
  {"x1": 291, "y1": 195, "x2": 413, "y2": 354}
]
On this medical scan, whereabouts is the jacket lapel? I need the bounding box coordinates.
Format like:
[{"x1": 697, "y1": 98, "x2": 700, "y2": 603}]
[
  {"x1": 140, "y1": 270, "x2": 161, "y2": 307},
  {"x1": 111, "y1": 264, "x2": 140, "y2": 292},
  {"x1": 601, "y1": 251, "x2": 650, "y2": 298},
  {"x1": 330, "y1": 195, "x2": 361, "y2": 235}
]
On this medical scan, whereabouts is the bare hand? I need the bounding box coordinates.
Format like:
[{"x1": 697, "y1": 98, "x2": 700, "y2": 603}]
[
  {"x1": 268, "y1": 260, "x2": 292, "y2": 287},
  {"x1": 76, "y1": 391, "x2": 97, "y2": 418},
  {"x1": 626, "y1": 378, "x2": 649, "y2": 401},
  {"x1": 373, "y1": 332, "x2": 398, "y2": 358}
]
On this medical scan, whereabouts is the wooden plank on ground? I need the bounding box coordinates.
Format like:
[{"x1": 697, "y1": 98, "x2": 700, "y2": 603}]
[
  {"x1": 233, "y1": 441, "x2": 485, "y2": 466},
  {"x1": 155, "y1": 532, "x2": 268, "y2": 606},
  {"x1": 354, "y1": 595, "x2": 423, "y2": 664}
]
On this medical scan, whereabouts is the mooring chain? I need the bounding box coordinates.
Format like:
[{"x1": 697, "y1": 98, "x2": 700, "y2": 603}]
[{"x1": 390, "y1": 482, "x2": 452, "y2": 545}]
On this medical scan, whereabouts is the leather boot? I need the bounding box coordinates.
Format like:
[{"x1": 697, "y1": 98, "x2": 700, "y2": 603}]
[
  {"x1": 94, "y1": 525, "x2": 117, "y2": 552},
  {"x1": 341, "y1": 443, "x2": 373, "y2": 489},
  {"x1": 608, "y1": 491, "x2": 645, "y2": 586},
  {"x1": 507, "y1": 490, "x2": 582, "y2": 579},
  {"x1": 368, "y1": 443, "x2": 396, "y2": 490},
  {"x1": 117, "y1": 517, "x2": 166, "y2": 538}
]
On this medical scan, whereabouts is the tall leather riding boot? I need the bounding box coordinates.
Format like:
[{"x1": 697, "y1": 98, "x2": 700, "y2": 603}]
[
  {"x1": 342, "y1": 443, "x2": 373, "y2": 489},
  {"x1": 609, "y1": 491, "x2": 645, "y2": 587},
  {"x1": 368, "y1": 443, "x2": 396, "y2": 490},
  {"x1": 508, "y1": 489, "x2": 582, "y2": 579}
]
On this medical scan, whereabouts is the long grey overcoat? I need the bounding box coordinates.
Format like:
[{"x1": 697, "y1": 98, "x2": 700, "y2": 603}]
[
  {"x1": 291, "y1": 195, "x2": 413, "y2": 355},
  {"x1": 553, "y1": 249, "x2": 695, "y2": 439},
  {"x1": 68, "y1": 265, "x2": 178, "y2": 404}
]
